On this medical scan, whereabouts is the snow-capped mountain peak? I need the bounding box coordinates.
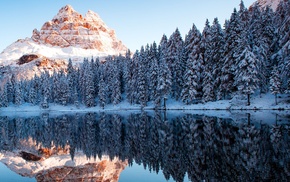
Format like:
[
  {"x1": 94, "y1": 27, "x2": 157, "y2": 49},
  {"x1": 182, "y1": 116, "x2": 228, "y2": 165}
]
[{"x1": 0, "y1": 4, "x2": 127, "y2": 66}]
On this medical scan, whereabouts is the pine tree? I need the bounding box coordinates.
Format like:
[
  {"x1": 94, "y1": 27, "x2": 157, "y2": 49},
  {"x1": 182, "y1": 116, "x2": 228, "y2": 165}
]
[
  {"x1": 98, "y1": 66, "x2": 107, "y2": 109},
  {"x1": 220, "y1": 8, "x2": 243, "y2": 99},
  {"x1": 158, "y1": 59, "x2": 172, "y2": 108},
  {"x1": 137, "y1": 47, "x2": 149, "y2": 109},
  {"x1": 181, "y1": 52, "x2": 199, "y2": 104},
  {"x1": 270, "y1": 66, "x2": 282, "y2": 105},
  {"x1": 41, "y1": 71, "x2": 51, "y2": 103},
  {"x1": 149, "y1": 57, "x2": 160, "y2": 108},
  {"x1": 124, "y1": 50, "x2": 135, "y2": 104},
  {"x1": 14, "y1": 82, "x2": 23, "y2": 106},
  {"x1": 167, "y1": 28, "x2": 184, "y2": 99},
  {"x1": 0, "y1": 83, "x2": 9, "y2": 107},
  {"x1": 28, "y1": 81, "x2": 37, "y2": 105},
  {"x1": 148, "y1": 42, "x2": 159, "y2": 101},
  {"x1": 201, "y1": 19, "x2": 215, "y2": 102},
  {"x1": 234, "y1": 46, "x2": 260, "y2": 106},
  {"x1": 210, "y1": 18, "x2": 225, "y2": 100},
  {"x1": 249, "y1": 5, "x2": 269, "y2": 94},
  {"x1": 181, "y1": 25, "x2": 203, "y2": 104},
  {"x1": 111, "y1": 61, "x2": 122, "y2": 105}
]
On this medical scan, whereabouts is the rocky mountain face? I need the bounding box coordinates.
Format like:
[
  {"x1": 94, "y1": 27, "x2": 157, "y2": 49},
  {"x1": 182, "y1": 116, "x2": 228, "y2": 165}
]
[
  {"x1": 254, "y1": 0, "x2": 283, "y2": 10},
  {"x1": 0, "y1": 4, "x2": 127, "y2": 83},
  {"x1": 0, "y1": 5, "x2": 127, "y2": 67},
  {"x1": 32, "y1": 5, "x2": 126, "y2": 52}
]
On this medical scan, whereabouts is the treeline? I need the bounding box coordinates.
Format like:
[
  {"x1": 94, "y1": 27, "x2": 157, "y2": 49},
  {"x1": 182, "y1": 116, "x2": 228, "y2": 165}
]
[{"x1": 0, "y1": 1, "x2": 289, "y2": 108}]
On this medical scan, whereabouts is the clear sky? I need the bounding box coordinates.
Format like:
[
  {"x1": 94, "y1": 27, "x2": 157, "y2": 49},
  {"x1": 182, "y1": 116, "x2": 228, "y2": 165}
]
[{"x1": 0, "y1": 0, "x2": 256, "y2": 52}]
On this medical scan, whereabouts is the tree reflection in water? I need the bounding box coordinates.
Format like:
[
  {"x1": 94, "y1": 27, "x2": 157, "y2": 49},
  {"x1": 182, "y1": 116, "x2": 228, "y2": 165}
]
[{"x1": 0, "y1": 112, "x2": 289, "y2": 182}]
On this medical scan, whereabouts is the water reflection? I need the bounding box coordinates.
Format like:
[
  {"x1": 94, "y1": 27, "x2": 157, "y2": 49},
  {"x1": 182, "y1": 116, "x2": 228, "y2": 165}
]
[{"x1": 0, "y1": 112, "x2": 289, "y2": 182}]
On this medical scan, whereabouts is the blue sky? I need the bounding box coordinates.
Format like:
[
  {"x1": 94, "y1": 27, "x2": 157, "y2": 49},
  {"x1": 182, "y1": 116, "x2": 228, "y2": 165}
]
[{"x1": 0, "y1": 0, "x2": 256, "y2": 52}]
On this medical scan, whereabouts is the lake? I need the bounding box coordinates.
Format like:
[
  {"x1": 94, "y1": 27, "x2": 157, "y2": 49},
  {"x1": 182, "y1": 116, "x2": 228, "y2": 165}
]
[{"x1": 0, "y1": 111, "x2": 289, "y2": 182}]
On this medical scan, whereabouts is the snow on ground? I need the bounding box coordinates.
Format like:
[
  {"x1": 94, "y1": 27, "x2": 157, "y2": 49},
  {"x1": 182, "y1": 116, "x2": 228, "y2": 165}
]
[
  {"x1": 0, "y1": 38, "x2": 111, "y2": 67},
  {"x1": 0, "y1": 93, "x2": 289, "y2": 116}
]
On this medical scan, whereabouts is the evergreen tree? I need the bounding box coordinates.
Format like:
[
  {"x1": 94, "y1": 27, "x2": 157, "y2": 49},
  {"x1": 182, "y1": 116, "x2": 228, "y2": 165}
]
[
  {"x1": 41, "y1": 71, "x2": 51, "y2": 103},
  {"x1": 181, "y1": 52, "x2": 199, "y2": 104},
  {"x1": 201, "y1": 19, "x2": 215, "y2": 102},
  {"x1": 234, "y1": 46, "x2": 260, "y2": 106},
  {"x1": 270, "y1": 66, "x2": 282, "y2": 105},
  {"x1": 0, "y1": 83, "x2": 9, "y2": 107},
  {"x1": 158, "y1": 59, "x2": 172, "y2": 108},
  {"x1": 181, "y1": 25, "x2": 202, "y2": 104},
  {"x1": 14, "y1": 82, "x2": 23, "y2": 106},
  {"x1": 137, "y1": 47, "x2": 149, "y2": 109},
  {"x1": 220, "y1": 8, "x2": 243, "y2": 99},
  {"x1": 28, "y1": 80, "x2": 37, "y2": 105},
  {"x1": 111, "y1": 61, "x2": 122, "y2": 105},
  {"x1": 149, "y1": 57, "x2": 160, "y2": 108},
  {"x1": 210, "y1": 18, "x2": 225, "y2": 100},
  {"x1": 167, "y1": 28, "x2": 184, "y2": 99},
  {"x1": 124, "y1": 50, "x2": 135, "y2": 104},
  {"x1": 59, "y1": 72, "x2": 70, "y2": 106},
  {"x1": 98, "y1": 65, "x2": 107, "y2": 109}
]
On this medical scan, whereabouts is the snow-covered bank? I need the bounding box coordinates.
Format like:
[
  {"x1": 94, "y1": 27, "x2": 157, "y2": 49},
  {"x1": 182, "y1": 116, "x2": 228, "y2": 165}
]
[{"x1": 0, "y1": 93, "x2": 289, "y2": 113}]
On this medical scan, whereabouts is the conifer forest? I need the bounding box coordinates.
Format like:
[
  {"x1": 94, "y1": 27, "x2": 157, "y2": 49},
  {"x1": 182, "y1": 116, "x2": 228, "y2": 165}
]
[{"x1": 0, "y1": 1, "x2": 289, "y2": 109}]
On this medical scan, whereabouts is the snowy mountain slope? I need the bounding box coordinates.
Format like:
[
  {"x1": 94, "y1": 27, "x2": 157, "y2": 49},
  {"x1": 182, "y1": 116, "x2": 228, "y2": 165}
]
[
  {"x1": 253, "y1": 0, "x2": 283, "y2": 10},
  {"x1": 0, "y1": 5, "x2": 127, "y2": 67}
]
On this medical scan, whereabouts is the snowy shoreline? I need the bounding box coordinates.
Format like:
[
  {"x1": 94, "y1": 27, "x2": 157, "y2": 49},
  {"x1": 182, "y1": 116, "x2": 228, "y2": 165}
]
[{"x1": 1, "y1": 93, "x2": 289, "y2": 113}]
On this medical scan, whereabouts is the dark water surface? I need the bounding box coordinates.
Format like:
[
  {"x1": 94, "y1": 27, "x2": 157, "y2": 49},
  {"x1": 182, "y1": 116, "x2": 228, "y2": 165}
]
[{"x1": 0, "y1": 111, "x2": 289, "y2": 182}]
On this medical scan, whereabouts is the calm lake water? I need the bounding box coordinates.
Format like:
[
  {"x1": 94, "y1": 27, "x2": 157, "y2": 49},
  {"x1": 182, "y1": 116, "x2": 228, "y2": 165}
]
[{"x1": 0, "y1": 111, "x2": 289, "y2": 182}]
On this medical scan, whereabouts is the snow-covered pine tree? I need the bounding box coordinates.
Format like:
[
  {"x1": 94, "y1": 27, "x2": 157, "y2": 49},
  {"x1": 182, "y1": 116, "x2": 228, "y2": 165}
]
[
  {"x1": 276, "y1": 1, "x2": 290, "y2": 93},
  {"x1": 158, "y1": 59, "x2": 172, "y2": 109},
  {"x1": 270, "y1": 66, "x2": 282, "y2": 105},
  {"x1": 158, "y1": 35, "x2": 172, "y2": 109},
  {"x1": 98, "y1": 65, "x2": 107, "y2": 109},
  {"x1": 183, "y1": 24, "x2": 200, "y2": 65},
  {"x1": 111, "y1": 61, "x2": 122, "y2": 105},
  {"x1": 210, "y1": 18, "x2": 225, "y2": 100},
  {"x1": 248, "y1": 5, "x2": 269, "y2": 94},
  {"x1": 137, "y1": 46, "x2": 149, "y2": 109},
  {"x1": 14, "y1": 82, "x2": 23, "y2": 106},
  {"x1": 7, "y1": 74, "x2": 16, "y2": 104},
  {"x1": 59, "y1": 70, "x2": 70, "y2": 106},
  {"x1": 124, "y1": 50, "x2": 135, "y2": 104},
  {"x1": 167, "y1": 28, "x2": 184, "y2": 100},
  {"x1": 181, "y1": 52, "x2": 200, "y2": 104},
  {"x1": 84, "y1": 63, "x2": 95, "y2": 107},
  {"x1": 201, "y1": 19, "x2": 215, "y2": 102},
  {"x1": 148, "y1": 42, "x2": 159, "y2": 101},
  {"x1": 238, "y1": 0, "x2": 249, "y2": 28},
  {"x1": 41, "y1": 71, "x2": 51, "y2": 103},
  {"x1": 0, "y1": 83, "x2": 9, "y2": 107},
  {"x1": 67, "y1": 58, "x2": 77, "y2": 104},
  {"x1": 234, "y1": 46, "x2": 260, "y2": 106},
  {"x1": 28, "y1": 79, "x2": 37, "y2": 105},
  {"x1": 181, "y1": 25, "x2": 202, "y2": 104},
  {"x1": 149, "y1": 57, "x2": 160, "y2": 108},
  {"x1": 220, "y1": 8, "x2": 243, "y2": 99}
]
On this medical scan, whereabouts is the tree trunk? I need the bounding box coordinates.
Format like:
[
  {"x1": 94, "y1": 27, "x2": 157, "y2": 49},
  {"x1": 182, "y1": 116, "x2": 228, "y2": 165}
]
[
  {"x1": 247, "y1": 94, "x2": 250, "y2": 106},
  {"x1": 163, "y1": 97, "x2": 167, "y2": 110},
  {"x1": 247, "y1": 113, "x2": 251, "y2": 125}
]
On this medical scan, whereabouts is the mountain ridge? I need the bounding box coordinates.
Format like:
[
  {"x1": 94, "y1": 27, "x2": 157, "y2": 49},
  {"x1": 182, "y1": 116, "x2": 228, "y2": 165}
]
[{"x1": 0, "y1": 5, "x2": 127, "y2": 66}]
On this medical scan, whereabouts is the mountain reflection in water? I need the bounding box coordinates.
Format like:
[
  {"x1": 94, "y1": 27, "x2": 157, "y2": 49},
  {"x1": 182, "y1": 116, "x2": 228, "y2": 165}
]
[{"x1": 0, "y1": 112, "x2": 289, "y2": 182}]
